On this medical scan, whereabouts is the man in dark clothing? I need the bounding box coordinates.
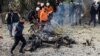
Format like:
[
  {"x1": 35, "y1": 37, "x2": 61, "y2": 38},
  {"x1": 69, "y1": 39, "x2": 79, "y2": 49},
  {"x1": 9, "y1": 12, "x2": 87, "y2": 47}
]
[
  {"x1": 5, "y1": 10, "x2": 14, "y2": 37},
  {"x1": 89, "y1": 3, "x2": 97, "y2": 27},
  {"x1": 5, "y1": 10, "x2": 20, "y2": 37},
  {"x1": 97, "y1": 2, "x2": 100, "y2": 24},
  {"x1": 12, "y1": 10, "x2": 20, "y2": 37},
  {"x1": 28, "y1": 7, "x2": 37, "y2": 24},
  {"x1": 0, "y1": 5, "x2": 2, "y2": 28},
  {"x1": 11, "y1": 18, "x2": 26, "y2": 54},
  {"x1": 0, "y1": 5, "x2": 2, "y2": 13}
]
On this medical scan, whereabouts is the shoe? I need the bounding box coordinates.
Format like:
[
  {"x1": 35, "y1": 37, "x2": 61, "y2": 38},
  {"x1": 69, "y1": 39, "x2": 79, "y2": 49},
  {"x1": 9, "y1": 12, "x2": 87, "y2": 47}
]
[
  {"x1": 19, "y1": 50, "x2": 25, "y2": 53},
  {"x1": 29, "y1": 48, "x2": 35, "y2": 52},
  {"x1": 11, "y1": 50, "x2": 13, "y2": 54}
]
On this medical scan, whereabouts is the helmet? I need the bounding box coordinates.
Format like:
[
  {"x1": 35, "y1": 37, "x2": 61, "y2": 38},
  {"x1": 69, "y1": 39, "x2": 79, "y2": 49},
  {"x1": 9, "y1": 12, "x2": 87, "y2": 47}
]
[
  {"x1": 46, "y1": 2, "x2": 50, "y2": 6},
  {"x1": 40, "y1": 3, "x2": 44, "y2": 7},
  {"x1": 36, "y1": 7, "x2": 40, "y2": 11},
  {"x1": 37, "y1": 2, "x2": 41, "y2": 5}
]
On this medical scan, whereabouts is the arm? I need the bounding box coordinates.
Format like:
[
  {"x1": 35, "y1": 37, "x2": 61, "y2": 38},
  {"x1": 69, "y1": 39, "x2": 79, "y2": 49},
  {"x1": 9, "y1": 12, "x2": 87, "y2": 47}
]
[
  {"x1": 18, "y1": 13, "x2": 21, "y2": 18},
  {"x1": 5, "y1": 13, "x2": 8, "y2": 21}
]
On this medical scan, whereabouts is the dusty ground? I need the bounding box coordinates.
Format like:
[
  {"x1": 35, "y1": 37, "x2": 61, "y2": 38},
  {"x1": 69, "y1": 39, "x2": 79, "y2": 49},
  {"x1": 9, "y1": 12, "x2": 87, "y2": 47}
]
[{"x1": 1, "y1": 23, "x2": 100, "y2": 56}]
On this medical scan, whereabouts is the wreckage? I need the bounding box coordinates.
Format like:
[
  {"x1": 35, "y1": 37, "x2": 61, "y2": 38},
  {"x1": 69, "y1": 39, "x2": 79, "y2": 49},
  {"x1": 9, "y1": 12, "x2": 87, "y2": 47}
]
[{"x1": 26, "y1": 24, "x2": 77, "y2": 52}]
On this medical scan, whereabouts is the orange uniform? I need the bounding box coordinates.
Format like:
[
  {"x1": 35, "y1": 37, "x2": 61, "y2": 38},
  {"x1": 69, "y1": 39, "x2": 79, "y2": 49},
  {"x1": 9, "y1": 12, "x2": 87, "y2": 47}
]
[
  {"x1": 39, "y1": 7, "x2": 48, "y2": 22},
  {"x1": 45, "y1": 6, "x2": 53, "y2": 14}
]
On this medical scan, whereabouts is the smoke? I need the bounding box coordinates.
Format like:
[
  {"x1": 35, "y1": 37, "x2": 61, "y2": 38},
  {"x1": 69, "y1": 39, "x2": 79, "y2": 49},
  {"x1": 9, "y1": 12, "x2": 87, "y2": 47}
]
[{"x1": 43, "y1": 1, "x2": 83, "y2": 33}]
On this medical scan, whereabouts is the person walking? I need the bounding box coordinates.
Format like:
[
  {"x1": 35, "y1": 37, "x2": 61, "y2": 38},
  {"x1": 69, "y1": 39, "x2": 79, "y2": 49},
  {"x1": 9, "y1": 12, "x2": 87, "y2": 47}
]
[
  {"x1": 89, "y1": 2, "x2": 97, "y2": 27},
  {"x1": 11, "y1": 17, "x2": 26, "y2": 54},
  {"x1": 97, "y1": 2, "x2": 100, "y2": 24},
  {"x1": 12, "y1": 10, "x2": 20, "y2": 37},
  {"x1": 5, "y1": 10, "x2": 14, "y2": 37},
  {"x1": 5, "y1": 10, "x2": 20, "y2": 37}
]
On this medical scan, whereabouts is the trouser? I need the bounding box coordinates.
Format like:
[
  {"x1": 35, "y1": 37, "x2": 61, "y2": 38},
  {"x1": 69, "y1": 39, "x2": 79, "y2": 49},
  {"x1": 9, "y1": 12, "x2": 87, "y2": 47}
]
[
  {"x1": 89, "y1": 15, "x2": 96, "y2": 27},
  {"x1": 11, "y1": 35, "x2": 26, "y2": 52},
  {"x1": 7, "y1": 24, "x2": 13, "y2": 37}
]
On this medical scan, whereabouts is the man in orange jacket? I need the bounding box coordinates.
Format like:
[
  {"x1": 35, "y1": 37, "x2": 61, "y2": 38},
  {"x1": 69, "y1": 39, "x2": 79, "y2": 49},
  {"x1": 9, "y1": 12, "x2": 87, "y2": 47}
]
[
  {"x1": 38, "y1": 3, "x2": 48, "y2": 23},
  {"x1": 46, "y1": 2, "x2": 53, "y2": 14},
  {"x1": 36, "y1": 3, "x2": 49, "y2": 30},
  {"x1": 45, "y1": 2, "x2": 54, "y2": 22},
  {"x1": 40, "y1": 7, "x2": 48, "y2": 23}
]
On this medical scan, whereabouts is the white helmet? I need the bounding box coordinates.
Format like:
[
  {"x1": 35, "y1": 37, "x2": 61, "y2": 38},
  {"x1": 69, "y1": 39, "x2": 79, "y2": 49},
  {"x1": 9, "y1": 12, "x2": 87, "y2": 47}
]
[
  {"x1": 40, "y1": 3, "x2": 44, "y2": 7},
  {"x1": 36, "y1": 7, "x2": 40, "y2": 11},
  {"x1": 37, "y1": 2, "x2": 41, "y2": 5},
  {"x1": 46, "y1": 2, "x2": 50, "y2": 6}
]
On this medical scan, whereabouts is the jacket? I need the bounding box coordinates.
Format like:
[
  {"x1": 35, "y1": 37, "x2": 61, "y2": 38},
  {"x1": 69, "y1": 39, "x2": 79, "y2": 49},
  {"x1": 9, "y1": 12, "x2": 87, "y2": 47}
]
[
  {"x1": 39, "y1": 7, "x2": 48, "y2": 22},
  {"x1": 6, "y1": 12, "x2": 19, "y2": 24},
  {"x1": 45, "y1": 6, "x2": 53, "y2": 14},
  {"x1": 90, "y1": 5, "x2": 97, "y2": 15},
  {"x1": 15, "y1": 22, "x2": 24, "y2": 36}
]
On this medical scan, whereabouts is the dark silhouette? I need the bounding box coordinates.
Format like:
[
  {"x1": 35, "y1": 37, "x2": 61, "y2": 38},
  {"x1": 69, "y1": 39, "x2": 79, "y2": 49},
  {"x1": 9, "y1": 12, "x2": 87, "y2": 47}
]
[
  {"x1": 97, "y1": 2, "x2": 100, "y2": 24},
  {"x1": 89, "y1": 3, "x2": 97, "y2": 27},
  {"x1": 11, "y1": 18, "x2": 26, "y2": 54}
]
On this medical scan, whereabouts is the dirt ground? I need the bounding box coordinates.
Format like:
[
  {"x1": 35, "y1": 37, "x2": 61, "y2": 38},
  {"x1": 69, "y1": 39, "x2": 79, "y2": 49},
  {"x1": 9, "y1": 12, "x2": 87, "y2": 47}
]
[{"x1": 1, "y1": 23, "x2": 100, "y2": 56}]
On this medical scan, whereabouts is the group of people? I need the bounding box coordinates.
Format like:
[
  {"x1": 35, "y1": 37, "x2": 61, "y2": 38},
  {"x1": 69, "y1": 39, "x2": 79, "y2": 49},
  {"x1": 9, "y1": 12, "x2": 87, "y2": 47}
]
[
  {"x1": 5, "y1": 2, "x2": 56, "y2": 54},
  {"x1": 5, "y1": 10, "x2": 27, "y2": 54},
  {"x1": 28, "y1": 2, "x2": 54, "y2": 30},
  {"x1": 1, "y1": 0, "x2": 100, "y2": 55},
  {"x1": 89, "y1": 2, "x2": 100, "y2": 27}
]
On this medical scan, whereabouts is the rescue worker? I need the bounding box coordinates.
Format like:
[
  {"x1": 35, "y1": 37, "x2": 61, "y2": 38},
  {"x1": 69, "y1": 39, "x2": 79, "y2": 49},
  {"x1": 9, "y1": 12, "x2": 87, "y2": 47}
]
[
  {"x1": 45, "y1": 2, "x2": 54, "y2": 22},
  {"x1": 39, "y1": 3, "x2": 48, "y2": 30},
  {"x1": 40, "y1": 3, "x2": 48, "y2": 22},
  {"x1": 89, "y1": 2, "x2": 97, "y2": 27},
  {"x1": 34, "y1": 7, "x2": 41, "y2": 30},
  {"x1": 37, "y1": 1, "x2": 41, "y2": 6},
  {"x1": 36, "y1": 7, "x2": 41, "y2": 22}
]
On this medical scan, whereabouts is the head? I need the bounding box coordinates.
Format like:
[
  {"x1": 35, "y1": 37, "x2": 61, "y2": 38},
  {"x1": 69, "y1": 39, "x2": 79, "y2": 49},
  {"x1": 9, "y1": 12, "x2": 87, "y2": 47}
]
[
  {"x1": 36, "y1": 7, "x2": 40, "y2": 11},
  {"x1": 9, "y1": 10, "x2": 13, "y2": 13},
  {"x1": 37, "y1": 1, "x2": 41, "y2": 6},
  {"x1": 92, "y1": 2, "x2": 96, "y2": 6},
  {"x1": 46, "y1": 2, "x2": 50, "y2": 6},
  {"x1": 40, "y1": 3, "x2": 44, "y2": 7},
  {"x1": 19, "y1": 17, "x2": 25, "y2": 24},
  {"x1": 32, "y1": 7, "x2": 34, "y2": 10}
]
